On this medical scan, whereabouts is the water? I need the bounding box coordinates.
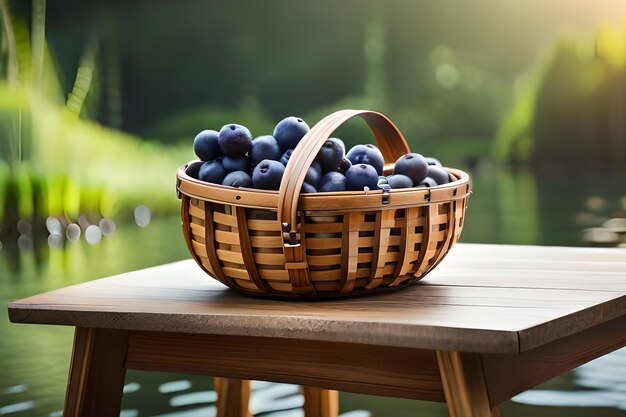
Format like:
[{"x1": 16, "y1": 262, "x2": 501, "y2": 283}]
[{"x1": 1, "y1": 166, "x2": 625, "y2": 416}]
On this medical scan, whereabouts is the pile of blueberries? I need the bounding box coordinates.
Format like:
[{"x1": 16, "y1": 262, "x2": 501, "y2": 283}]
[{"x1": 189, "y1": 116, "x2": 452, "y2": 192}]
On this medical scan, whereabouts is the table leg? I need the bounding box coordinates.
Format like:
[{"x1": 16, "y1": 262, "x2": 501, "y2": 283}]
[
  {"x1": 302, "y1": 386, "x2": 339, "y2": 417},
  {"x1": 215, "y1": 377, "x2": 252, "y2": 417},
  {"x1": 436, "y1": 350, "x2": 498, "y2": 417},
  {"x1": 63, "y1": 327, "x2": 129, "y2": 417}
]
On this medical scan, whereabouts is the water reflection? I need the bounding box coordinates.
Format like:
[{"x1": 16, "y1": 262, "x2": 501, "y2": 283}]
[
  {"x1": 100, "y1": 218, "x2": 117, "y2": 236},
  {"x1": 16, "y1": 235, "x2": 33, "y2": 252},
  {"x1": 85, "y1": 225, "x2": 103, "y2": 245},
  {"x1": 2, "y1": 386, "x2": 27, "y2": 395},
  {"x1": 123, "y1": 383, "x2": 141, "y2": 395},
  {"x1": 159, "y1": 381, "x2": 193, "y2": 394},
  {"x1": 45, "y1": 217, "x2": 63, "y2": 236},
  {"x1": 135, "y1": 205, "x2": 152, "y2": 228},
  {"x1": 65, "y1": 223, "x2": 81, "y2": 242},
  {"x1": 0, "y1": 401, "x2": 35, "y2": 415},
  {"x1": 170, "y1": 391, "x2": 218, "y2": 407},
  {"x1": 249, "y1": 384, "x2": 302, "y2": 414},
  {"x1": 514, "y1": 348, "x2": 626, "y2": 409},
  {"x1": 47, "y1": 234, "x2": 63, "y2": 249}
]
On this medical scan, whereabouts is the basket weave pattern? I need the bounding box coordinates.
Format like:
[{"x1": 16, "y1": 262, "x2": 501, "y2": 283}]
[
  {"x1": 178, "y1": 110, "x2": 470, "y2": 299},
  {"x1": 182, "y1": 195, "x2": 468, "y2": 296}
]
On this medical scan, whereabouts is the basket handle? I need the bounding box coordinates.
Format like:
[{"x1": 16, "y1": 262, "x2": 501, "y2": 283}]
[{"x1": 278, "y1": 109, "x2": 411, "y2": 241}]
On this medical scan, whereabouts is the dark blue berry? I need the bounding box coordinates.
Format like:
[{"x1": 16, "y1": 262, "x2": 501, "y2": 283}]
[
  {"x1": 218, "y1": 124, "x2": 253, "y2": 157},
  {"x1": 386, "y1": 174, "x2": 413, "y2": 189},
  {"x1": 346, "y1": 144, "x2": 384, "y2": 175},
  {"x1": 345, "y1": 164, "x2": 379, "y2": 191},
  {"x1": 250, "y1": 135, "x2": 282, "y2": 166},
  {"x1": 252, "y1": 159, "x2": 285, "y2": 190},
  {"x1": 185, "y1": 161, "x2": 204, "y2": 179},
  {"x1": 273, "y1": 116, "x2": 310, "y2": 151},
  {"x1": 280, "y1": 149, "x2": 293, "y2": 166},
  {"x1": 424, "y1": 156, "x2": 443, "y2": 167},
  {"x1": 198, "y1": 159, "x2": 227, "y2": 184},
  {"x1": 301, "y1": 182, "x2": 317, "y2": 193},
  {"x1": 305, "y1": 162, "x2": 322, "y2": 188},
  {"x1": 394, "y1": 153, "x2": 428, "y2": 185},
  {"x1": 222, "y1": 156, "x2": 250, "y2": 173},
  {"x1": 193, "y1": 130, "x2": 222, "y2": 161},
  {"x1": 427, "y1": 165, "x2": 450, "y2": 185},
  {"x1": 417, "y1": 177, "x2": 438, "y2": 188},
  {"x1": 315, "y1": 138, "x2": 345, "y2": 173},
  {"x1": 319, "y1": 171, "x2": 347, "y2": 192},
  {"x1": 222, "y1": 171, "x2": 253, "y2": 188}
]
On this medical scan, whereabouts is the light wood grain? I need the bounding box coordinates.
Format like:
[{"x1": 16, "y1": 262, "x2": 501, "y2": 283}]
[
  {"x1": 436, "y1": 351, "x2": 494, "y2": 417},
  {"x1": 302, "y1": 386, "x2": 339, "y2": 417},
  {"x1": 215, "y1": 377, "x2": 251, "y2": 417},
  {"x1": 63, "y1": 327, "x2": 128, "y2": 417},
  {"x1": 8, "y1": 244, "x2": 626, "y2": 353},
  {"x1": 125, "y1": 331, "x2": 444, "y2": 402}
]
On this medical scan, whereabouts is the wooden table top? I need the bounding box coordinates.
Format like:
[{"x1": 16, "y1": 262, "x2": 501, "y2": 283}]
[{"x1": 8, "y1": 244, "x2": 626, "y2": 354}]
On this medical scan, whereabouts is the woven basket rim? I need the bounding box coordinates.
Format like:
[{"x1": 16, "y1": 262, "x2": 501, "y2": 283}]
[{"x1": 177, "y1": 162, "x2": 471, "y2": 211}]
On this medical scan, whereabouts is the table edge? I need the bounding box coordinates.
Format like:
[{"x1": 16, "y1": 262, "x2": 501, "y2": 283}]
[{"x1": 8, "y1": 302, "x2": 521, "y2": 354}]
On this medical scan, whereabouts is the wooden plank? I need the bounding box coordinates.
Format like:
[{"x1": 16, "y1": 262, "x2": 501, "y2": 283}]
[
  {"x1": 8, "y1": 273, "x2": 620, "y2": 352},
  {"x1": 446, "y1": 243, "x2": 626, "y2": 263},
  {"x1": 302, "y1": 386, "x2": 339, "y2": 417},
  {"x1": 427, "y1": 270, "x2": 626, "y2": 292},
  {"x1": 482, "y1": 315, "x2": 626, "y2": 405},
  {"x1": 436, "y1": 351, "x2": 495, "y2": 417},
  {"x1": 8, "y1": 244, "x2": 626, "y2": 353},
  {"x1": 125, "y1": 331, "x2": 445, "y2": 402},
  {"x1": 215, "y1": 377, "x2": 251, "y2": 417},
  {"x1": 64, "y1": 327, "x2": 128, "y2": 417}
]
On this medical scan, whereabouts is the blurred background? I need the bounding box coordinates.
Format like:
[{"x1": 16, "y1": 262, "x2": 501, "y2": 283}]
[{"x1": 1, "y1": 1, "x2": 625, "y2": 416}]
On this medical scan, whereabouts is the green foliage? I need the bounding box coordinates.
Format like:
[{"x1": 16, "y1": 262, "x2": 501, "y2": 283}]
[
  {"x1": 494, "y1": 25, "x2": 626, "y2": 168},
  {"x1": 0, "y1": 160, "x2": 9, "y2": 221},
  {"x1": 143, "y1": 104, "x2": 275, "y2": 144},
  {"x1": 493, "y1": 71, "x2": 542, "y2": 164},
  {"x1": 0, "y1": 3, "x2": 192, "y2": 230}
]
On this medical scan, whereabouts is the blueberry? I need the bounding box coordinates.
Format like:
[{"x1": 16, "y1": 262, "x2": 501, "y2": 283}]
[
  {"x1": 222, "y1": 156, "x2": 250, "y2": 173},
  {"x1": 185, "y1": 161, "x2": 204, "y2": 179},
  {"x1": 280, "y1": 149, "x2": 293, "y2": 166},
  {"x1": 305, "y1": 162, "x2": 322, "y2": 188},
  {"x1": 222, "y1": 171, "x2": 253, "y2": 188},
  {"x1": 386, "y1": 174, "x2": 413, "y2": 189},
  {"x1": 346, "y1": 144, "x2": 385, "y2": 175},
  {"x1": 252, "y1": 159, "x2": 285, "y2": 190},
  {"x1": 394, "y1": 153, "x2": 428, "y2": 185},
  {"x1": 250, "y1": 135, "x2": 282, "y2": 166},
  {"x1": 427, "y1": 165, "x2": 450, "y2": 185},
  {"x1": 193, "y1": 130, "x2": 222, "y2": 161},
  {"x1": 338, "y1": 157, "x2": 352, "y2": 174},
  {"x1": 424, "y1": 156, "x2": 443, "y2": 167},
  {"x1": 345, "y1": 164, "x2": 379, "y2": 191},
  {"x1": 301, "y1": 182, "x2": 317, "y2": 193},
  {"x1": 417, "y1": 177, "x2": 438, "y2": 188},
  {"x1": 198, "y1": 159, "x2": 227, "y2": 184},
  {"x1": 273, "y1": 116, "x2": 310, "y2": 151},
  {"x1": 315, "y1": 138, "x2": 345, "y2": 173},
  {"x1": 319, "y1": 171, "x2": 347, "y2": 192},
  {"x1": 218, "y1": 124, "x2": 253, "y2": 157}
]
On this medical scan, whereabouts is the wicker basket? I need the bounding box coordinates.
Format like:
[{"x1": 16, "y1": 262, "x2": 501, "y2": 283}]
[{"x1": 176, "y1": 109, "x2": 471, "y2": 299}]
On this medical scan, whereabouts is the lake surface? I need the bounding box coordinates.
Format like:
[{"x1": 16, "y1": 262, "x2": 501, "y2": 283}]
[{"x1": 1, "y1": 166, "x2": 625, "y2": 417}]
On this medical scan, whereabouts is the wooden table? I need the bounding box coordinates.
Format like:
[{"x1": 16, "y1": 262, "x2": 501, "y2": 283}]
[{"x1": 8, "y1": 244, "x2": 626, "y2": 417}]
